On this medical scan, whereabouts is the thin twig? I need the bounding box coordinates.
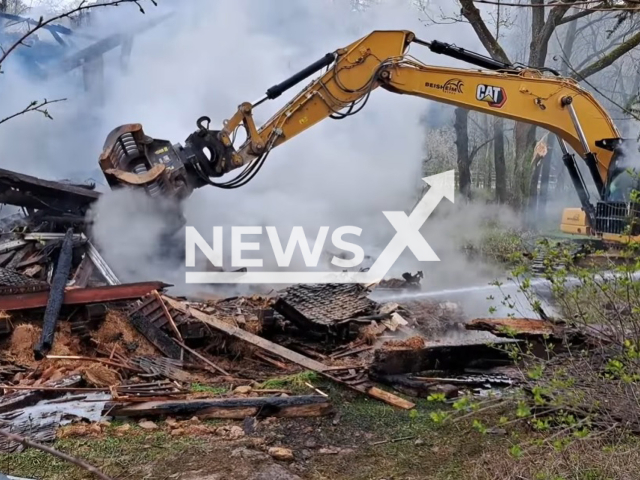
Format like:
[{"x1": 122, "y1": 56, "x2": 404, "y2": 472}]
[
  {"x1": 0, "y1": 98, "x2": 66, "y2": 125},
  {"x1": 0, "y1": 0, "x2": 158, "y2": 67},
  {"x1": 45, "y1": 355, "x2": 141, "y2": 371},
  {"x1": 371, "y1": 435, "x2": 415, "y2": 446},
  {"x1": 0, "y1": 429, "x2": 115, "y2": 480},
  {"x1": 305, "y1": 382, "x2": 329, "y2": 397},
  {"x1": 172, "y1": 338, "x2": 230, "y2": 376},
  {"x1": 0, "y1": 385, "x2": 109, "y2": 392}
]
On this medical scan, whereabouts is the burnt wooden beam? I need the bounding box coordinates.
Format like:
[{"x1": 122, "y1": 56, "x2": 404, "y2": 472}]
[
  {"x1": 34, "y1": 229, "x2": 74, "y2": 360},
  {"x1": 466, "y1": 318, "x2": 559, "y2": 337},
  {"x1": 107, "y1": 395, "x2": 333, "y2": 419},
  {"x1": 0, "y1": 167, "x2": 99, "y2": 214},
  {"x1": 372, "y1": 343, "x2": 514, "y2": 376},
  {"x1": 128, "y1": 311, "x2": 182, "y2": 360}
]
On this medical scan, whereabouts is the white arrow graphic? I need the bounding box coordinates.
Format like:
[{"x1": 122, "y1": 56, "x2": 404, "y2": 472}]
[
  {"x1": 363, "y1": 170, "x2": 455, "y2": 283},
  {"x1": 185, "y1": 170, "x2": 455, "y2": 284}
]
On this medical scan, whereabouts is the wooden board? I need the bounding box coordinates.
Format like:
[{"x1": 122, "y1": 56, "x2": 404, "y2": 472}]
[
  {"x1": 365, "y1": 387, "x2": 415, "y2": 409},
  {"x1": 163, "y1": 297, "x2": 329, "y2": 372},
  {"x1": 108, "y1": 395, "x2": 333, "y2": 419}
]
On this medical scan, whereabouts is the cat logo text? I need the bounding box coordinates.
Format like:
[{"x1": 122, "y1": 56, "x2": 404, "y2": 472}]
[{"x1": 476, "y1": 84, "x2": 507, "y2": 108}]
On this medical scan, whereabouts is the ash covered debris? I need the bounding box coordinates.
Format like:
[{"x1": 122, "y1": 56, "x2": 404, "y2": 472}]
[
  {"x1": 0, "y1": 165, "x2": 548, "y2": 458},
  {"x1": 376, "y1": 271, "x2": 424, "y2": 290}
]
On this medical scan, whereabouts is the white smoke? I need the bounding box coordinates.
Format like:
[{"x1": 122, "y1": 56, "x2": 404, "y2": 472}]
[{"x1": 1, "y1": 0, "x2": 514, "y2": 296}]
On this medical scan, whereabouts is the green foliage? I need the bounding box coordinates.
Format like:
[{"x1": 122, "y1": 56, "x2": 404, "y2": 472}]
[
  {"x1": 258, "y1": 370, "x2": 319, "y2": 390},
  {"x1": 429, "y1": 410, "x2": 450, "y2": 423},
  {"x1": 463, "y1": 225, "x2": 531, "y2": 266},
  {"x1": 189, "y1": 383, "x2": 228, "y2": 395},
  {"x1": 427, "y1": 392, "x2": 447, "y2": 402},
  {"x1": 438, "y1": 229, "x2": 640, "y2": 469}
]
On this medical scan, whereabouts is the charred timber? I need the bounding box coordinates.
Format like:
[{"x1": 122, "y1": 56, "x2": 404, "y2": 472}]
[
  {"x1": 34, "y1": 229, "x2": 74, "y2": 360},
  {"x1": 107, "y1": 395, "x2": 333, "y2": 419},
  {"x1": 0, "y1": 168, "x2": 99, "y2": 215},
  {"x1": 128, "y1": 311, "x2": 182, "y2": 360},
  {"x1": 369, "y1": 372, "x2": 459, "y2": 399},
  {"x1": 372, "y1": 343, "x2": 514, "y2": 376}
]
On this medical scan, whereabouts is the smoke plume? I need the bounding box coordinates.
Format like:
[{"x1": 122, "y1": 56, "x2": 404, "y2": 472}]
[{"x1": 1, "y1": 0, "x2": 519, "y2": 297}]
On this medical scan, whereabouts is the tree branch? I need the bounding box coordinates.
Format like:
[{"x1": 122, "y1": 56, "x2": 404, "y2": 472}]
[
  {"x1": 0, "y1": 0, "x2": 157, "y2": 68},
  {"x1": 470, "y1": 137, "x2": 495, "y2": 162},
  {"x1": 573, "y1": 29, "x2": 634, "y2": 71},
  {"x1": 574, "y1": 29, "x2": 640, "y2": 80},
  {"x1": 471, "y1": 0, "x2": 640, "y2": 11},
  {"x1": 0, "y1": 98, "x2": 66, "y2": 125},
  {"x1": 0, "y1": 428, "x2": 115, "y2": 480},
  {"x1": 459, "y1": 0, "x2": 511, "y2": 63},
  {"x1": 532, "y1": 1, "x2": 581, "y2": 67},
  {"x1": 575, "y1": 13, "x2": 614, "y2": 36},
  {"x1": 557, "y1": 7, "x2": 598, "y2": 25}
]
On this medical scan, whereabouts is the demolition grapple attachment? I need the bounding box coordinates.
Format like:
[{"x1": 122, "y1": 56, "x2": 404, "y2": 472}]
[{"x1": 98, "y1": 119, "x2": 239, "y2": 200}]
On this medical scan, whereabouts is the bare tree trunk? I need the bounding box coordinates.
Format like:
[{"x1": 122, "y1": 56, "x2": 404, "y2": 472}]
[
  {"x1": 0, "y1": 0, "x2": 7, "y2": 12},
  {"x1": 513, "y1": 0, "x2": 544, "y2": 203},
  {"x1": 455, "y1": 107, "x2": 471, "y2": 199},
  {"x1": 548, "y1": 17, "x2": 579, "y2": 200},
  {"x1": 494, "y1": 117, "x2": 507, "y2": 203}
]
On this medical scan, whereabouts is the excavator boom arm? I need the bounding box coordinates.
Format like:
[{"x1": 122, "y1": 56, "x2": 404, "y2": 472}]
[
  {"x1": 99, "y1": 30, "x2": 623, "y2": 216},
  {"x1": 221, "y1": 30, "x2": 619, "y2": 198}
]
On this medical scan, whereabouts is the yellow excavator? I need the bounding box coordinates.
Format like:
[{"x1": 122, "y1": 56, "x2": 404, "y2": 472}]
[{"x1": 97, "y1": 30, "x2": 637, "y2": 246}]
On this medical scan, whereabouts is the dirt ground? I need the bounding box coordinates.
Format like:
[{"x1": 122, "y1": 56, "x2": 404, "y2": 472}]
[
  {"x1": 0, "y1": 381, "x2": 501, "y2": 480},
  {"x1": 1, "y1": 377, "x2": 638, "y2": 480}
]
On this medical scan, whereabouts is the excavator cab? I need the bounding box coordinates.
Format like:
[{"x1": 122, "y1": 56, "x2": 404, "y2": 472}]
[{"x1": 593, "y1": 142, "x2": 640, "y2": 238}]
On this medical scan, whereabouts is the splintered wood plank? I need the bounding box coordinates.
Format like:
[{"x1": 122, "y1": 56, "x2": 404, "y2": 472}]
[
  {"x1": 163, "y1": 296, "x2": 329, "y2": 373},
  {"x1": 365, "y1": 387, "x2": 415, "y2": 409}
]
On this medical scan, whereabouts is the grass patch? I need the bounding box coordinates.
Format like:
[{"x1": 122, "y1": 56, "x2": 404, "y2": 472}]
[
  {"x1": 258, "y1": 370, "x2": 319, "y2": 391},
  {"x1": 190, "y1": 383, "x2": 228, "y2": 395},
  {"x1": 305, "y1": 388, "x2": 507, "y2": 480},
  {"x1": 0, "y1": 430, "x2": 207, "y2": 480}
]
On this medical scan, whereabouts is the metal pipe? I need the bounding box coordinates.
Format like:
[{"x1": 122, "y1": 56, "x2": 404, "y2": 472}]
[
  {"x1": 265, "y1": 52, "x2": 336, "y2": 100},
  {"x1": 561, "y1": 96, "x2": 605, "y2": 197},
  {"x1": 418, "y1": 38, "x2": 514, "y2": 71},
  {"x1": 557, "y1": 137, "x2": 595, "y2": 226},
  {"x1": 564, "y1": 99, "x2": 590, "y2": 153},
  {"x1": 251, "y1": 95, "x2": 269, "y2": 108}
]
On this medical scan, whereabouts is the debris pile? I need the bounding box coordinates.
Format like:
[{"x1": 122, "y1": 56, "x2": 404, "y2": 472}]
[
  {"x1": 0, "y1": 166, "x2": 537, "y2": 459},
  {"x1": 376, "y1": 271, "x2": 424, "y2": 290}
]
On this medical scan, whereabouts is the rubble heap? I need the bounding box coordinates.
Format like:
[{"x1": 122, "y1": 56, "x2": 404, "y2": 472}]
[{"x1": 0, "y1": 166, "x2": 546, "y2": 457}]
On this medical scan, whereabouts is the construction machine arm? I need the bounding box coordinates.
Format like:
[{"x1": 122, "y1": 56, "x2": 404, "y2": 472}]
[
  {"x1": 199, "y1": 30, "x2": 620, "y2": 198},
  {"x1": 101, "y1": 30, "x2": 622, "y2": 208}
]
